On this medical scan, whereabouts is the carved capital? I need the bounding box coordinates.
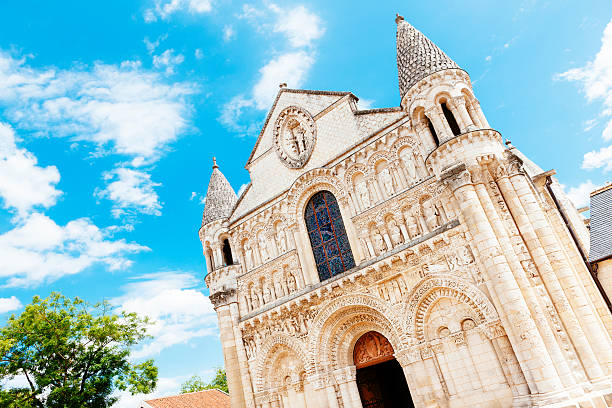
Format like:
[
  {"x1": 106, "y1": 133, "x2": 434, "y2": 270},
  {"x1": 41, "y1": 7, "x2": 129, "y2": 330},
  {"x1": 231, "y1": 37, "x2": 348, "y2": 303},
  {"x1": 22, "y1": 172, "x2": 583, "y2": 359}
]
[
  {"x1": 210, "y1": 287, "x2": 237, "y2": 308},
  {"x1": 395, "y1": 347, "x2": 421, "y2": 366},
  {"x1": 440, "y1": 163, "x2": 472, "y2": 191},
  {"x1": 502, "y1": 151, "x2": 524, "y2": 176},
  {"x1": 481, "y1": 319, "x2": 506, "y2": 339}
]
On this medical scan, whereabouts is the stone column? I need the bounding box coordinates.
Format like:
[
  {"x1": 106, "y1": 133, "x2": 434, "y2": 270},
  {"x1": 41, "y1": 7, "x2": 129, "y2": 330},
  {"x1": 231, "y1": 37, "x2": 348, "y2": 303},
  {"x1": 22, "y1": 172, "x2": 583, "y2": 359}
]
[
  {"x1": 441, "y1": 164, "x2": 563, "y2": 395},
  {"x1": 426, "y1": 106, "x2": 453, "y2": 143},
  {"x1": 290, "y1": 223, "x2": 318, "y2": 285},
  {"x1": 211, "y1": 288, "x2": 247, "y2": 408},
  {"x1": 349, "y1": 191, "x2": 362, "y2": 214},
  {"x1": 334, "y1": 366, "x2": 362, "y2": 408},
  {"x1": 230, "y1": 301, "x2": 256, "y2": 408},
  {"x1": 313, "y1": 374, "x2": 340, "y2": 408},
  {"x1": 471, "y1": 99, "x2": 490, "y2": 128},
  {"x1": 502, "y1": 156, "x2": 611, "y2": 379},
  {"x1": 340, "y1": 196, "x2": 365, "y2": 264},
  {"x1": 451, "y1": 96, "x2": 476, "y2": 132},
  {"x1": 416, "y1": 121, "x2": 438, "y2": 152},
  {"x1": 473, "y1": 167, "x2": 576, "y2": 387}
]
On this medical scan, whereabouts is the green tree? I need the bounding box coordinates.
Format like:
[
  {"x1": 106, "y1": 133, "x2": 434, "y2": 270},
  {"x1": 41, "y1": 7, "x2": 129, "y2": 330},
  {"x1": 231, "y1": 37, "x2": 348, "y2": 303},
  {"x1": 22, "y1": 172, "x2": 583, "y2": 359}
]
[
  {"x1": 0, "y1": 292, "x2": 157, "y2": 408},
  {"x1": 180, "y1": 368, "x2": 228, "y2": 394}
]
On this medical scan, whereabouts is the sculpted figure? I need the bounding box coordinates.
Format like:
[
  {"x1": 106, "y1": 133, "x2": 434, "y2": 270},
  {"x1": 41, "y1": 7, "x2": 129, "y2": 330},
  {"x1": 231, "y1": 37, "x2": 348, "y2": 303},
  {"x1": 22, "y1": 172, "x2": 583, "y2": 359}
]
[
  {"x1": 379, "y1": 168, "x2": 394, "y2": 196},
  {"x1": 356, "y1": 180, "x2": 371, "y2": 209},
  {"x1": 459, "y1": 245, "x2": 475, "y2": 265},
  {"x1": 372, "y1": 228, "x2": 387, "y2": 255},
  {"x1": 258, "y1": 233, "x2": 270, "y2": 262},
  {"x1": 262, "y1": 282, "x2": 272, "y2": 304},
  {"x1": 388, "y1": 218, "x2": 403, "y2": 246},
  {"x1": 243, "y1": 241, "x2": 254, "y2": 269},
  {"x1": 276, "y1": 227, "x2": 288, "y2": 253},
  {"x1": 422, "y1": 199, "x2": 441, "y2": 230},
  {"x1": 287, "y1": 272, "x2": 297, "y2": 292},
  {"x1": 250, "y1": 286, "x2": 259, "y2": 309},
  {"x1": 400, "y1": 148, "x2": 418, "y2": 182},
  {"x1": 404, "y1": 208, "x2": 420, "y2": 239}
]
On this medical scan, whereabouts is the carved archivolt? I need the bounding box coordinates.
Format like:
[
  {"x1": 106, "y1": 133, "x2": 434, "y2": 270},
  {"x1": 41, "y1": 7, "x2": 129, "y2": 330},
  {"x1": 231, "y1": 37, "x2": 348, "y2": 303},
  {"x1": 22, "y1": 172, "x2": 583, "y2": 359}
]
[
  {"x1": 403, "y1": 275, "x2": 498, "y2": 340},
  {"x1": 253, "y1": 333, "x2": 307, "y2": 392},
  {"x1": 306, "y1": 293, "x2": 407, "y2": 372},
  {"x1": 286, "y1": 168, "x2": 348, "y2": 220}
]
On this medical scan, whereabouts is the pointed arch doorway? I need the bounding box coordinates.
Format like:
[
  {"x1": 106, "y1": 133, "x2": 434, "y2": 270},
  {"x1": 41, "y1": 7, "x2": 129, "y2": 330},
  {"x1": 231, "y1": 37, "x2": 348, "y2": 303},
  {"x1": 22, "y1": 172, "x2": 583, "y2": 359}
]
[{"x1": 353, "y1": 331, "x2": 414, "y2": 408}]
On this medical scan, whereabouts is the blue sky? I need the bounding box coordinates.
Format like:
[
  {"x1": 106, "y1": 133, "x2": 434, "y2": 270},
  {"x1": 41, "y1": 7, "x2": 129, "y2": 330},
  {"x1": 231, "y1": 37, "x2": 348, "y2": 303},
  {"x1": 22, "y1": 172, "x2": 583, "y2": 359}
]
[{"x1": 1, "y1": 0, "x2": 611, "y2": 405}]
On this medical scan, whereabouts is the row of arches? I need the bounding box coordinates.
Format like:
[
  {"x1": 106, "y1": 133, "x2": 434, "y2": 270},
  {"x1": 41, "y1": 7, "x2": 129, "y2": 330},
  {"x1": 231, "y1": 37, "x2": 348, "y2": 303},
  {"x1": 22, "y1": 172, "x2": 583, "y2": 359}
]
[{"x1": 251, "y1": 278, "x2": 522, "y2": 408}]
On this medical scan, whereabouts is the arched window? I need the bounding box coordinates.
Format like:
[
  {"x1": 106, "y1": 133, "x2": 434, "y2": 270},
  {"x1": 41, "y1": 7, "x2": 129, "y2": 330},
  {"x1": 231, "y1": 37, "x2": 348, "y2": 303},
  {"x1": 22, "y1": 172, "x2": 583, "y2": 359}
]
[
  {"x1": 305, "y1": 191, "x2": 355, "y2": 282},
  {"x1": 222, "y1": 239, "x2": 234, "y2": 266},
  {"x1": 441, "y1": 102, "x2": 461, "y2": 136}
]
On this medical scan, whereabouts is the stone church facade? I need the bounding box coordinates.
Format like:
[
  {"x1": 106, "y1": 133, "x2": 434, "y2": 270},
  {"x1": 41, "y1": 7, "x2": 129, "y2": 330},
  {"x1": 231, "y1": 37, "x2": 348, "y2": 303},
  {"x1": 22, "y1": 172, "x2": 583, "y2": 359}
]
[{"x1": 199, "y1": 16, "x2": 612, "y2": 408}]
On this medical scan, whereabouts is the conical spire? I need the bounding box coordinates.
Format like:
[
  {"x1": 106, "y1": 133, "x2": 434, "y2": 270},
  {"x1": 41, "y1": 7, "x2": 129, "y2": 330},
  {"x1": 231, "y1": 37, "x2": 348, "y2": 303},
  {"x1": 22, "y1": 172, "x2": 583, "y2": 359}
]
[
  {"x1": 396, "y1": 14, "x2": 460, "y2": 98},
  {"x1": 201, "y1": 157, "x2": 238, "y2": 226}
]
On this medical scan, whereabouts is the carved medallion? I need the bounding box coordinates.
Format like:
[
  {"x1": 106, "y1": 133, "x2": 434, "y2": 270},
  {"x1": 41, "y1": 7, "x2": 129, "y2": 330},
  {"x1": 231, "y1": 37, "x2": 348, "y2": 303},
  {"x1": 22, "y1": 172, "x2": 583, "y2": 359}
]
[{"x1": 273, "y1": 106, "x2": 316, "y2": 168}]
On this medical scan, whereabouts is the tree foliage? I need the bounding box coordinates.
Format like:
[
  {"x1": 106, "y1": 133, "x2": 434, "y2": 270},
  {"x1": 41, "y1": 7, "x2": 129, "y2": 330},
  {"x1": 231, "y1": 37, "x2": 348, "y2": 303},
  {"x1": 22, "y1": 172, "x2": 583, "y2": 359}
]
[
  {"x1": 0, "y1": 292, "x2": 157, "y2": 407},
  {"x1": 180, "y1": 368, "x2": 228, "y2": 394}
]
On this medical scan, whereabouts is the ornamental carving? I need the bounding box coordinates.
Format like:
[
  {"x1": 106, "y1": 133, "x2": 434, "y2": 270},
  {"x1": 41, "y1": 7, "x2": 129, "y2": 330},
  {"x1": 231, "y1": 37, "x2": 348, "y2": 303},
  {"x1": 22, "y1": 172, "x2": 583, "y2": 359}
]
[
  {"x1": 353, "y1": 331, "x2": 395, "y2": 369},
  {"x1": 273, "y1": 106, "x2": 317, "y2": 169}
]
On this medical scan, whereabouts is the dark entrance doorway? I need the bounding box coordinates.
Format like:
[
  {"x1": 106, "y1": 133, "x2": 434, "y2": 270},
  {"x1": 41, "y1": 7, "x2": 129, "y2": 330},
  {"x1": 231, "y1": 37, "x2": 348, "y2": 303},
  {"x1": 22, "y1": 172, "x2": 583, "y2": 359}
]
[{"x1": 353, "y1": 331, "x2": 414, "y2": 408}]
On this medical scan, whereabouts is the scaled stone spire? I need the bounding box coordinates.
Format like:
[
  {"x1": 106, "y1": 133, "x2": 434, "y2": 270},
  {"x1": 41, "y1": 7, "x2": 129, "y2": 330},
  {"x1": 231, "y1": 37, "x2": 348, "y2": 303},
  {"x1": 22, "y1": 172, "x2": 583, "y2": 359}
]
[
  {"x1": 396, "y1": 14, "x2": 460, "y2": 98},
  {"x1": 201, "y1": 157, "x2": 238, "y2": 226}
]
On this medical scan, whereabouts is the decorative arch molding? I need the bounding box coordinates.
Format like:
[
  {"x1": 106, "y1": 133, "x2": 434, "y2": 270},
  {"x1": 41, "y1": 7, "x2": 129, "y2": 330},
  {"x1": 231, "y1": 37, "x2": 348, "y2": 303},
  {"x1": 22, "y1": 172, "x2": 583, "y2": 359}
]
[
  {"x1": 367, "y1": 151, "x2": 392, "y2": 172},
  {"x1": 306, "y1": 293, "x2": 408, "y2": 372},
  {"x1": 253, "y1": 333, "x2": 307, "y2": 392},
  {"x1": 344, "y1": 163, "x2": 368, "y2": 187},
  {"x1": 390, "y1": 136, "x2": 418, "y2": 157},
  {"x1": 286, "y1": 168, "x2": 348, "y2": 220},
  {"x1": 403, "y1": 275, "x2": 498, "y2": 340}
]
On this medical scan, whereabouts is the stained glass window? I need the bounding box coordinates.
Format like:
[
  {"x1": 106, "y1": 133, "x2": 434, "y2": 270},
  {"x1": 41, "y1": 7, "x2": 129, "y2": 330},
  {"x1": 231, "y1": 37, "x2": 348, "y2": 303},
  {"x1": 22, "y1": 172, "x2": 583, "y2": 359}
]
[{"x1": 305, "y1": 191, "x2": 355, "y2": 282}]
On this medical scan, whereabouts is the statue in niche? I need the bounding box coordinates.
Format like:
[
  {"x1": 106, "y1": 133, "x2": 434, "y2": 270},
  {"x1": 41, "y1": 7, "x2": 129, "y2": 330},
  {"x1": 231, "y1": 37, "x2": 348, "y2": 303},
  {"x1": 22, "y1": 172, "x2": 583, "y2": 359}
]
[
  {"x1": 356, "y1": 180, "x2": 371, "y2": 209},
  {"x1": 258, "y1": 233, "x2": 270, "y2": 262},
  {"x1": 379, "y1": 168, "x2": 395, "y2": 196},
  {"x1": 287, "y1": 272, "x2": 297, "y2": 292},
  {"x1": 400, "y1": 148, "x2": 418, "y2": 182},
  {"x1": 462, "y1": 319, "x2": 476, "y2": 331},
  {"x1": 372, "y1": 228, "x2": 387, "y2": 255},
  {"x1": 276, "y1": 226, "x2": 288, "y2": 253},
  {"x1": 262, "y1": 282, "x2": 273, "y2": 304},
  {"x1": 387, "y1": 218, "x2": 403, "y2": 246},
  {"x1": 243, "y1": 241, "x2": 254, "y2": 269},
  {"x1": 403, "y1": 208, "x2": 421, "y2": 239},
  {"x1": 422, "y1": 199, "x2": 442, "y2": 231},
  {"x1": 250, "y1": 286, "x2": 260, "y2": 310}
]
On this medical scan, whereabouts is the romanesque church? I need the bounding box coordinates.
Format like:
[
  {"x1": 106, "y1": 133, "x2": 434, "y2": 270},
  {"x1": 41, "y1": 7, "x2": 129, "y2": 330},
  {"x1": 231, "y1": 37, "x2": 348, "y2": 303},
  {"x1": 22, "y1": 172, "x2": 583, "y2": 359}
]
[{"x1": 198, "y1": 15, "x2": 612, "y2": 408}]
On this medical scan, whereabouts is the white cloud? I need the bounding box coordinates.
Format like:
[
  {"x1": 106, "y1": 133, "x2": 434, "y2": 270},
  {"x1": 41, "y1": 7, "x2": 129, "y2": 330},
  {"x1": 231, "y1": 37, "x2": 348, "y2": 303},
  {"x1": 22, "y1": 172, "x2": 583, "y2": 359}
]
[
  {"x1": 97, "y1": 168, "x2": 162, "y2": 217},
  {"x1": 144, "y1": 34, "x2": 167, "y2": 54},
  {"x1": 0, "y1": 52, "x2": 193, "y2": 162},
  {"x1": 358, "y1": 99, "x2": 375, "y2": 110},
  {"x1": 564, "y1": 180, "x2": 601, "y2": 208},
  {"x1": 220, "y1": 4, "x2": 323, "y2": 134},
  {"x1": 272, "y1": 5, "x2": 325, "y2": 48},
  {"x1": 144, "y1": 0, "x2": 212, "y2": 22},
  {"x1": 0, "y1": 213, "x2": 148, "y2": 287},
  {"x1": 0, "y1": 296, "x2": 22, "y2": 314},
  {"x1": 112, "y1": 271, "x2": 217, "y2": 358},
  {"x1": 253, "y1": 51, "x2": 314, "y2": 109},
  {"x1": 556, "y1": 18, "x2": 612, "y2": 171},
  {"x1": 223, "y1": 25, "x2": 235, "y2": 42},
  {"x1": 195, "y1": 48, "x2": 204, "y2": 59},
  {"x1": 0, "y1": 123, "x2": 61, "y2": 217},
  {"x1": 153, "y1": 49, "x2": 185, "y2": 75}
]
